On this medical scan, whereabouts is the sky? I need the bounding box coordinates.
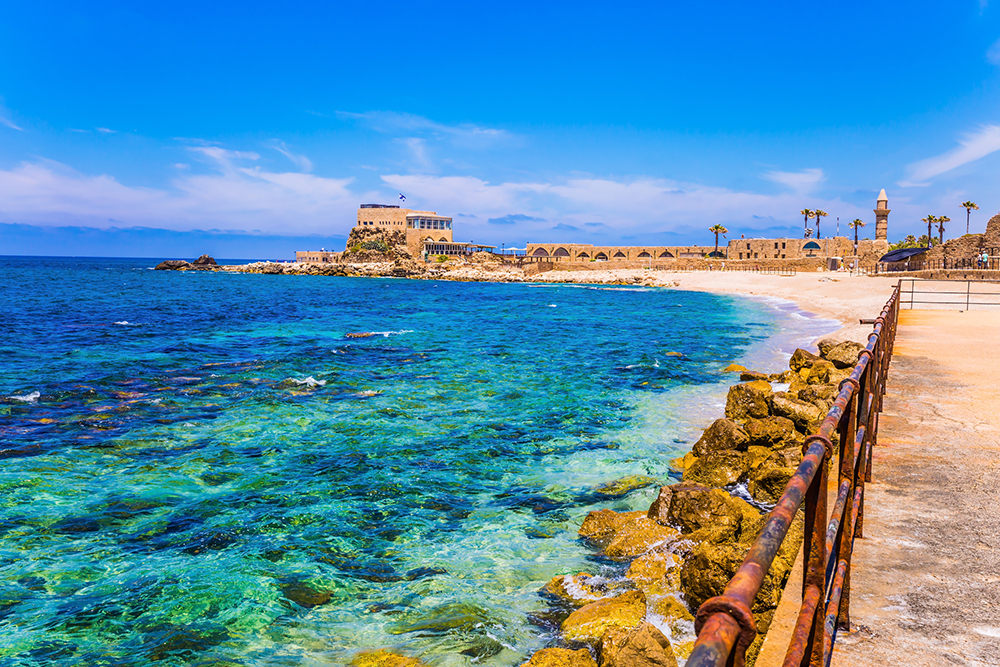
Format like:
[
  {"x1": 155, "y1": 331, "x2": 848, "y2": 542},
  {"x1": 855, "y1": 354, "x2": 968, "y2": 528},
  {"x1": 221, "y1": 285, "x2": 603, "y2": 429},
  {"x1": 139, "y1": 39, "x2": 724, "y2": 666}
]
[{"x1": 3, "y1": 1, "x2": 1000, "y2": 258}]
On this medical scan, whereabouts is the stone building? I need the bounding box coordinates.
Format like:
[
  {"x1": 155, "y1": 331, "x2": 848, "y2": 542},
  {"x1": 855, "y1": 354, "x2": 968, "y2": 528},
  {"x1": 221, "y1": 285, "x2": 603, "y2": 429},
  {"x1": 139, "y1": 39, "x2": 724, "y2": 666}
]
[{"x1": 354, "y1": 204, "x2": 455, "y2": 255}]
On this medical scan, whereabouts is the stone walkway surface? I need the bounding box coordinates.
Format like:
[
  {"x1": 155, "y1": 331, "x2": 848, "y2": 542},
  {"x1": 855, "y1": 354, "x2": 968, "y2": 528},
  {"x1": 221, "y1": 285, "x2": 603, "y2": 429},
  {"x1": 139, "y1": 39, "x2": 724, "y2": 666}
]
[{"x1": 830, "y1": 310, "x2": 1000, "y2": 667}]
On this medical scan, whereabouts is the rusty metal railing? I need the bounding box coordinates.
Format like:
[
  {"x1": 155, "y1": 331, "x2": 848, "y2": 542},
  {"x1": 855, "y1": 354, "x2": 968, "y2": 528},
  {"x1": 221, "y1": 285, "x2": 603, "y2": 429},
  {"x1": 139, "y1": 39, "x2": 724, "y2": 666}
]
[{"x1": 687, "y1": 280, "x2": 901, "y2": 667}]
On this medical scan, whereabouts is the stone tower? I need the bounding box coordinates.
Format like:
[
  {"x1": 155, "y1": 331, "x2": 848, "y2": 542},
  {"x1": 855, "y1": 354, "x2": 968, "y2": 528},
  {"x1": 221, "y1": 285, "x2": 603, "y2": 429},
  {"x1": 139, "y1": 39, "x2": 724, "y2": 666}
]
[{"x1": 874, "y1": 189, "x2": 889, "y2": 241}]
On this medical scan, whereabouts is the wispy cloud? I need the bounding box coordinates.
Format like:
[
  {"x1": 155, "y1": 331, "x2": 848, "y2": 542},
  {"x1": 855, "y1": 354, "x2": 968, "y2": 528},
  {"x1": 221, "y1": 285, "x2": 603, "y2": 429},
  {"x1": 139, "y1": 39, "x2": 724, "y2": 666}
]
[
  {"x1": 488, "y1": 213, "x2": 545, "y2": 225},
  {"x1": 0, "y1": 99, "x2": 23, "y2": 131},
  {"x1": 337, "y1": 111, "x2": 511, "y2": 146},
  {"x1": 762, "y1": 168, "x2": 825, "y2": 193},
  {"x1": 96, "y1": 127, "x2": 116, "y2": 134},
  {"x1": 899, "y1": 125, "x2": 1000, "y2": 186},
  {"x1": 271, "y1": 142, "x2": 313, "y2": 172},
  {"x1": 988, "y1": 37, "x2": 1000, "y2": 64}
]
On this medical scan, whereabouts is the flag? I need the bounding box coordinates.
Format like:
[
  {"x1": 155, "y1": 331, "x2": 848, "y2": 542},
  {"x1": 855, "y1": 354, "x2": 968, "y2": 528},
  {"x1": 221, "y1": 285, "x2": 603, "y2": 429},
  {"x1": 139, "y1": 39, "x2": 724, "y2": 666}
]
[{"x1": 398, "y1": 193, "x2": 406, "y2": 201}]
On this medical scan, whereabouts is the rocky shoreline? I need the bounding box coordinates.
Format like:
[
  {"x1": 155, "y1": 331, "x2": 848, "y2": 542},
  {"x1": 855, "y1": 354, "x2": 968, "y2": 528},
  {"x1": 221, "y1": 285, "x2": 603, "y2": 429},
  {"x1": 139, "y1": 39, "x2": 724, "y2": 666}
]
[{"x1": 344, "y1": 339, "x2": 863, "y2": 667}]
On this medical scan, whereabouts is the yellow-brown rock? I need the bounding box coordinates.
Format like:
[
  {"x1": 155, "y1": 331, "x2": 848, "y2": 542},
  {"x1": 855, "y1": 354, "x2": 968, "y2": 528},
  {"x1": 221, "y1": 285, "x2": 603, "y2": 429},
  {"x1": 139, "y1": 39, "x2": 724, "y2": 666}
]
[
  {"x1": 805, "y1": 360, "x2": 835, "y2": 384},
  {"x1": 651, "y1": 595, "x2": 695, "y2": 635},
  {"x1": 691, "y1": 418, "x2": 749, "y2": 457},
  {"x1": 521, "y1": 648, "x2": 598, "y2": 667},
  {"x1": 605, "y1": 517, "x2": 681, "y2": 559},
  {"x1": 788, "y1": 348, "x2": 820, "y2": 372},
  {"x1": 723, "y1": 363, "x2": 748, "y2": 372},
  {"x1": 682, "y1": 450, "x2": 750, "y2": 488},
  {"x1": 350, "y1": 649, "x2": 425, "y2": 667},
  {"x1": 672, "y1": 641, "x2": 695, "y2": 661},
  {"x1": 543, "y1": 573, "x2": 604, "y2": 608},
  {"x1": 594, "y1": 475, "x2": 658, "y2": 498},
  {"x1": 724, "y1": 381, "x2": 773, "y2": 421},
  {"x1": 599, "y1": 622, "x2": 678, "y2": 667},
  {"x1": 743, "y1": 416, "x2": 798, "y2": 449},
  {"x1": 667, "y1": 452, "x2": 697, "y2": 474},
  {"x1": 626, "y1": 550, "x2": 682, "y2": 595},
  {"x1": 561, "y1": 590, "x2": 647, "y2": 645},
  {"x1": 579, "y1": 510, "x2": 646, "y2": 543}
]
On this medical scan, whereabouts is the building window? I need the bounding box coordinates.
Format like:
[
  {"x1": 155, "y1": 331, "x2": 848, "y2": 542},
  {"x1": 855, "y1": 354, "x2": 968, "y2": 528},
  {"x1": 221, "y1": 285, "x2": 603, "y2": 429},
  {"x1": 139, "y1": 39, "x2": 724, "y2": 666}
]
[
  {"x1": 754, "y1": 253, "x2": 758, "y2": 258},
  {"x1": 774, "y1": 242, "x2": 779, "y2": 249},
  {"x1": 782, "y1": 242, "x2": 786, "y2": 249},
  {"x1": 781, "y1": 254, "x2": 786, "y2": 259}
]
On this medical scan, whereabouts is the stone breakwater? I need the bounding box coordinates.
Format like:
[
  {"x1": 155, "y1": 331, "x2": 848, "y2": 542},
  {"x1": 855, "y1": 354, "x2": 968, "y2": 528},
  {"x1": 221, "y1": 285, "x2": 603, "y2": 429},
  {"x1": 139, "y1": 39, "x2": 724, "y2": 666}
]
[{"x1": 342, "y1": 339, "x2": 864, "y2": 667}]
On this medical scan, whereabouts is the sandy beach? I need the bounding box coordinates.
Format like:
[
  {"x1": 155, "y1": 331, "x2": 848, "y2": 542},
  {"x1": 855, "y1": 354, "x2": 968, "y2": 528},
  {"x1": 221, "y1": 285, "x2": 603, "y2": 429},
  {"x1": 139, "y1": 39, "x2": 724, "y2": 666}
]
[{"x1": 526, "y1": 268, "x2": 899, "y2": 344}]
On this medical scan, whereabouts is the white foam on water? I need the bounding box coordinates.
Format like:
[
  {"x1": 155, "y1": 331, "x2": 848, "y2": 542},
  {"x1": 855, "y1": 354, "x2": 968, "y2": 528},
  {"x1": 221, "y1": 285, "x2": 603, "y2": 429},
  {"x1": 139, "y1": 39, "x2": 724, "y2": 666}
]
[
  {"x1": 10, "y1": 391, "x2": 40, "y2": 403},
  {"x1": 369, "y1": 330, "x2": 415, "y2": 337},
  {"x1": 290, "y1": 377, "x2": 326, "y2": 387}
]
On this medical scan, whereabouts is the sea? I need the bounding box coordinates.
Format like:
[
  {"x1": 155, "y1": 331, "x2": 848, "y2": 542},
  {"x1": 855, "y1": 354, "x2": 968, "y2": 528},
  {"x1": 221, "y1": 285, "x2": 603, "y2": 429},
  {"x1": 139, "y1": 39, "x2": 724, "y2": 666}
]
[{"x1": 0, "y1": 257, "x2": 836, "y2": 666}]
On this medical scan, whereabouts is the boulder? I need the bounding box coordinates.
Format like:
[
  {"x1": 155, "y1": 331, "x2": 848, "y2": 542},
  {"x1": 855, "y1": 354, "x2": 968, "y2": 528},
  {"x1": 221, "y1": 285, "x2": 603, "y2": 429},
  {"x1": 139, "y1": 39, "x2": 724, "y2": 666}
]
[
  {"x1": 682, "y1": 451, "x2": 750, "y2": 488},
  {"x1": 723, "y1": 363, "x2": 748, "y2": 373},
  {"x1": 154, "y1": 260, "x2": 191, "y2": 271},
  {"x1": 771, "y1": 393, "x2": 823, "y2": 433},
  {"x1": 599, "y1": 622, "x2": 678, "y2": 667},
  {"x1": 745, "y1": 446, "x2": 773, "y2": 471},
  {"x1": 746, "y1": 466, "x2": 797, "y2": 505},
  {"x1": 743, "y1": 416, "x2": 797, "y2": 449},
  {"x1": 561, "y1": 591, "x2": 647, "y2": 646},
  {"x1": 824, "y1": 341, "x2": 866, "y2": 369},
  {"x1": 647, "y1": 486, "x2": 674, "y2": 526},
  {"x1": 816, "y1": 339, "x2": 839, "y2": 358},
  {"x1": 788, "y1": 348, "x2": 820, "y2": 372},
  {"x1": 579, "y1": 510, "x2": 646, "y2": 543},
  {"x1": 626, "y1": 550, "x2": 683, "y2": 595},
  {"x1": 521, "y1": 648, "x2": 597, "y2": 667},
  {"x1": 692, "y1": 419, "x2": 749, "y2": 457},
  {"x1": 766, "y1": 446, "x2": 803, "y2": 468},
  {"x1": 350, "y1": 649, "x2": 425, "y2": 667},
  {"x1": 594, "y1": 475, "x2": 659, "y2": 498},
  {"x1": 679, "y1": 540, "x2": 746, "y2": 610},
  {"x1": 667, "y1": 452, "x2": 697, "y2": 475},
  {"x1": 191, "y1": 254, "x2": 218, "y2": 266},
  {"x1": 543, "y1": 573, "x2": 606, "y2": 608},
  {"x1": 651, "y1": 595, "x2": 695, "y2": 635},
  {"x1": 605, "y1": 517, "x2": 681, "y2": 559},
  {"x1": 724, "y1": 381, "x2": 773, "y2": 421},
  {"x1": 804, "y1": 360, "x2": 834, "y2": 384},
  {"x1": 739, "y1": 371, "x2": 769, "y2": 382},
  {"x1": 664, "y1": 482, "x2": 755, "y2": 536}
]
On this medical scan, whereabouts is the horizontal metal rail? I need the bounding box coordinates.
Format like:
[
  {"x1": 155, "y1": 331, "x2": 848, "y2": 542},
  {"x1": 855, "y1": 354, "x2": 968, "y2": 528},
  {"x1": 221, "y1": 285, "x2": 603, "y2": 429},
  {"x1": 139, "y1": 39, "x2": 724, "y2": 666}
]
[
  {"x1": 898, "y1": 278, "x2": 1000, "y2": 310},
  {"x1": 687, "y1": 280, "x2": 900, "y2": 667}
]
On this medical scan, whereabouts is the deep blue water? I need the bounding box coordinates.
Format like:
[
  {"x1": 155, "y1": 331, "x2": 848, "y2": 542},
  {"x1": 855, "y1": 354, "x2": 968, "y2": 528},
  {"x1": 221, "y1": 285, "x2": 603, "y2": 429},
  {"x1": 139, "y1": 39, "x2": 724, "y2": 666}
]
[{"x1": 0, "y1": 257, "x2": 830, "y2": 666}]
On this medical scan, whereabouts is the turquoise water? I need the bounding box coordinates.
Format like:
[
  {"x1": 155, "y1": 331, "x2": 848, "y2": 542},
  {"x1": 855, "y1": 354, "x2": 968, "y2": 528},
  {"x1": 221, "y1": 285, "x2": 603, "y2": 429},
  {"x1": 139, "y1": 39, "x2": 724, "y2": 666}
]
[{"x1": 0, "y1": 257, "x2": 831, "y2": 666}]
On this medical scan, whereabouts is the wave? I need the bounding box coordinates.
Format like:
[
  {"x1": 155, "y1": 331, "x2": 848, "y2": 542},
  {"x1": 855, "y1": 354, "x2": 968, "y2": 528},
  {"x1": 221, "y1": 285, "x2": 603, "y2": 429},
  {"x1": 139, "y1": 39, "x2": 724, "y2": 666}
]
[
  {"x1": 10, "y1": 391, "x2": 40, "y2": 403},
  {"x1": 290, "y1": 377, "x2": 326, "y2": 387},
  {"x1": 113, "y1": 321, "x2": 142, "y2": 326}
]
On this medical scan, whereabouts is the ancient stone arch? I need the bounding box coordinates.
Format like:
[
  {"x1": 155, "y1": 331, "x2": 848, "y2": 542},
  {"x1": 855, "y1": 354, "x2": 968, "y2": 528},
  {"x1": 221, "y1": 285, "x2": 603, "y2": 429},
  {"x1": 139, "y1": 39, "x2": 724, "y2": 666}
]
[
  {"x1": 596, "y1": 252, "x2": 609, "y2": 260},
  {"x1": 637, "y1": 251, "x2": 651, "y2": 258},
  {"x1": 659, "y1": 250, "x2": 675, "y2": 258},
  {"x1": 578, "y1": 252, "x2": 590, "y2": 259},
  {"x1": 532, "y1": 248, "x2": 550, "y2": 257},
  {"x1": 439, "y1": 237, "x2": 448, "y2": 242},
  {"x1": 553, "y1": 247, "x2": 570, "y2": 257},
  {"x1": 613, "y1": 251, "x2": 627, "y2": 258}
]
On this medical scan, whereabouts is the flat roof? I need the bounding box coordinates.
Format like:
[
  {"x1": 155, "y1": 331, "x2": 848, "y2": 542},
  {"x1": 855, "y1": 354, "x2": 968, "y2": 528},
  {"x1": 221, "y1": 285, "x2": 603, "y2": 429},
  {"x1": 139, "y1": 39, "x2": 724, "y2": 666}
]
[{"x1": 423, "y1": 241, "x2": 496, "y2": 249}]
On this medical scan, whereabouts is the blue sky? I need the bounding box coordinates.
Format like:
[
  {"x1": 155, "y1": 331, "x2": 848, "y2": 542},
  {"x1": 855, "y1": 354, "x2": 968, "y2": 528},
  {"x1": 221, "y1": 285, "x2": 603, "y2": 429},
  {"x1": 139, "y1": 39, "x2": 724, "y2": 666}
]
[{"x1": 3, "y1": 1, "x2": 1000, "y2": 257}]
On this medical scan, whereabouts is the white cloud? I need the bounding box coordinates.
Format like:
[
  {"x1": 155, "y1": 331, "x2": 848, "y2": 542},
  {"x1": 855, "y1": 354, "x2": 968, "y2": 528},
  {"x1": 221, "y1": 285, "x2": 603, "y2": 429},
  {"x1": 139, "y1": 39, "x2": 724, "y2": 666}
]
[
  {"x1": 271, "y1": 142, "x2": 313, "y2": 173},
  {"x1": 762, "y1": 168, "x2": 825, "y2": 193},
  {"x1": 96, "y1": 127, "x2": 116, "y2": 134},
  {"x1": 899, "y1": 125, "x2": 1000, "y2": 186},
  {"x1": 988, "y1": 37, "x2": 1000, "y2": 64},
  {"x1": 337, "y1": 111, "x2": 511, "y2": 147}
]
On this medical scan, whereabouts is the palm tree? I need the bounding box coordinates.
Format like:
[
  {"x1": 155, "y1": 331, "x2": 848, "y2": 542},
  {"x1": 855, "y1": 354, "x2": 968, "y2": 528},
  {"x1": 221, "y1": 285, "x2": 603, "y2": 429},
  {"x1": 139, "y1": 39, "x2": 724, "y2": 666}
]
[
  {"x1": 814, "y1": 210, "x2": 828, "y2": 239},
  {"x1": 922, "y1": 215, "x2": 937, "y2": 248},
  {"x1": 709, "y1": 224, "x2": 729, "y2": 257},
  {"x1": 848, "y1": 218, "x2": 866, "y2": 254},
  {"x1": 800, "y1": 208, "x2": 814, "y2": 238},
  {"x1": 961, "y1": 201, "x2": 979, "y2": 234},
  {"x1": 937, "y1": 215, "x2": 950, "y2": 244}
]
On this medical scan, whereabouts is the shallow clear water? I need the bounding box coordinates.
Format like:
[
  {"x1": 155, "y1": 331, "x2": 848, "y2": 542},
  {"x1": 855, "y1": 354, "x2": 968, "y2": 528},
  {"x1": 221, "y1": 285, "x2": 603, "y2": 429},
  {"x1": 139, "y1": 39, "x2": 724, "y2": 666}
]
[{"x1": 0, "y1": 257, "x2": 834, "y2": 666}]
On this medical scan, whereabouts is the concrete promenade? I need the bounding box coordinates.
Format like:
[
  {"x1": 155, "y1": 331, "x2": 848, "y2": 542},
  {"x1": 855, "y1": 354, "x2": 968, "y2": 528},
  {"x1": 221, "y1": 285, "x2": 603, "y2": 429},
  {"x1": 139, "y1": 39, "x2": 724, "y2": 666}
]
[{"x1": 830, "y1": 310, "x2": 1000, "y2": 666}]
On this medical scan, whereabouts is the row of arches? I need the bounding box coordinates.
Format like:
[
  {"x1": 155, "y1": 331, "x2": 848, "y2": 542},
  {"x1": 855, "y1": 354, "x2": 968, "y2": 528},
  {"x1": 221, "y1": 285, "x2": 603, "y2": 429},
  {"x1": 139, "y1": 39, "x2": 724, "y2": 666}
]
[{"x1": 531, "y1": 247, "x2": 678, "y2": 259}]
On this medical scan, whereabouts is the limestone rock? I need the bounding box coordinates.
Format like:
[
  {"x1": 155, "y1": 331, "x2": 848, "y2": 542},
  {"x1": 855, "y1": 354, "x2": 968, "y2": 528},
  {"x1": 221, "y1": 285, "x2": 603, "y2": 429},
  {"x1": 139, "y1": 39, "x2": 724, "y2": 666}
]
[
  {"x1": 543, "y1": 573, "x2": 605, "y2": 608},
  {"x1": 788, "y1": 348, "x2": 820, "y2": 372},
  {"x1": 646, "y1": 486, "x2": 674, "y2": 525},
  {"x1": 723, "y1": 363, "x2": 748, "y2": 372},
  {"x1": 599, "y1": 622, "x2": 678, "y2": 667},
  {"x1": 191, "y1": 254, "x2": 217, "y2": 266},
  {"x1": 351, "y1": 649, "x2": 426, "y2": 667},
  {"x1": 767, "y1": 446, "x2": 803, "y2": 468},
  {"x1": 692, "y1": 419, "x2": 749, "y2": 457},
  {"x1": 724, "y1": 381, "x2": 773, "y2": 421},
  {"x1": 743, "y1": 416, "x2": 797, "y2": 449},
  {"x1": 682, "y1": 450, "x2": 749, "y2": 488},
  {"x1": 771, "y1": 393, "x2": 823, "y2": 432},
  {"x1": 824, "y1": 341, "x2": 866, "y2": 369},
  {"x1": 594, "y1": 475, "x2": 658, "y2": 498},
  {"x1": 154, "y1": 260, "x2": 192, "y2": 270},
  {"x1": 626, "y1": 550, "x2": 683, "y2": 595},
  {"x1": 746, "y1": 466, "x2": 797, "y2": 504},
  {"x1": 805, "y1": 360, "x2": 835, "y2": 385},
  {"x1": 739, "y1": 371, "x2": 769, "y2": 381},
  {"x1": 579, "y1": 510, "x2": 646, "y2": 543},
  {"x1": 679, "y1": 540, "x2": 745, "y2": 610},
  {"x1": 561, "y1": 590, "x2": 647, "y2": 645},
  {"x1": 521, "y1": 648, "x2": 597, "y2": 667},
  {"x1": 667, "y1": 452, "x2": 697, "y2": 475},
  {"x1": 651, "y1": 595, "x2": 695, "y2": 635},
  {"x1": 605, "y1": 517, "x2": 681, "y2": 559},
  {"x1": 664, "y1": 482, "x2": 751, "y2": 535},
  {"x1": 816, "y1": 339, "x2": 838, "y2": 358}
]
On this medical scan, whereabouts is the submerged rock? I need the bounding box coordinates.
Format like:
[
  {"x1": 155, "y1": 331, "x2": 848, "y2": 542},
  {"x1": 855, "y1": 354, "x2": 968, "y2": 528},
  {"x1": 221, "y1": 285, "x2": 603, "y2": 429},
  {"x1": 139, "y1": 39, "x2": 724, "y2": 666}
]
[
  {"x1": 692, "y1": 418, "x2": 749, "y2": 457},
  {"x1": 561, "y1": 590, "x2": 647, "y2": 645},
  {"x1": 280, "y1": 581, "x2": 333, "y2": 608},
  {"x1": 626, "y1": 550, "x2": 682, "y2": 595},
  {"x1": 543, "y1": 573, "x2": 609, "y2": 608},
  {"x1": 345, "y1": 332, "x2": 378, "y2": 339},
  {"x1": 600, "y1": 622, "x2": 678, "y2": 667},
  {"x1": 724, "y1": 381, "x2": 773, "y2": 421},
  {"x1": 594, "y1": 475, "x2": 658, "y2": 498},
  {"x1": 604, "y1": 517, "x2": 680, "y2": 559},
  {"x1": 350, "y1": 649, "x2": 426, "y2": 667},
  {"x1": 521, "y1": 648, "x2": 597, "y2": 667}
]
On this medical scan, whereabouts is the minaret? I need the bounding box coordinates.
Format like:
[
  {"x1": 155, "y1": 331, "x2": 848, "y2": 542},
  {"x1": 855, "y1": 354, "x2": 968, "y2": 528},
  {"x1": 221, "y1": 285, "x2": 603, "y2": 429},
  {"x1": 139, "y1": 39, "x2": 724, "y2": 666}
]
[{"x1": 874, "y1": 189, "x2": 889, "y2": 241}]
